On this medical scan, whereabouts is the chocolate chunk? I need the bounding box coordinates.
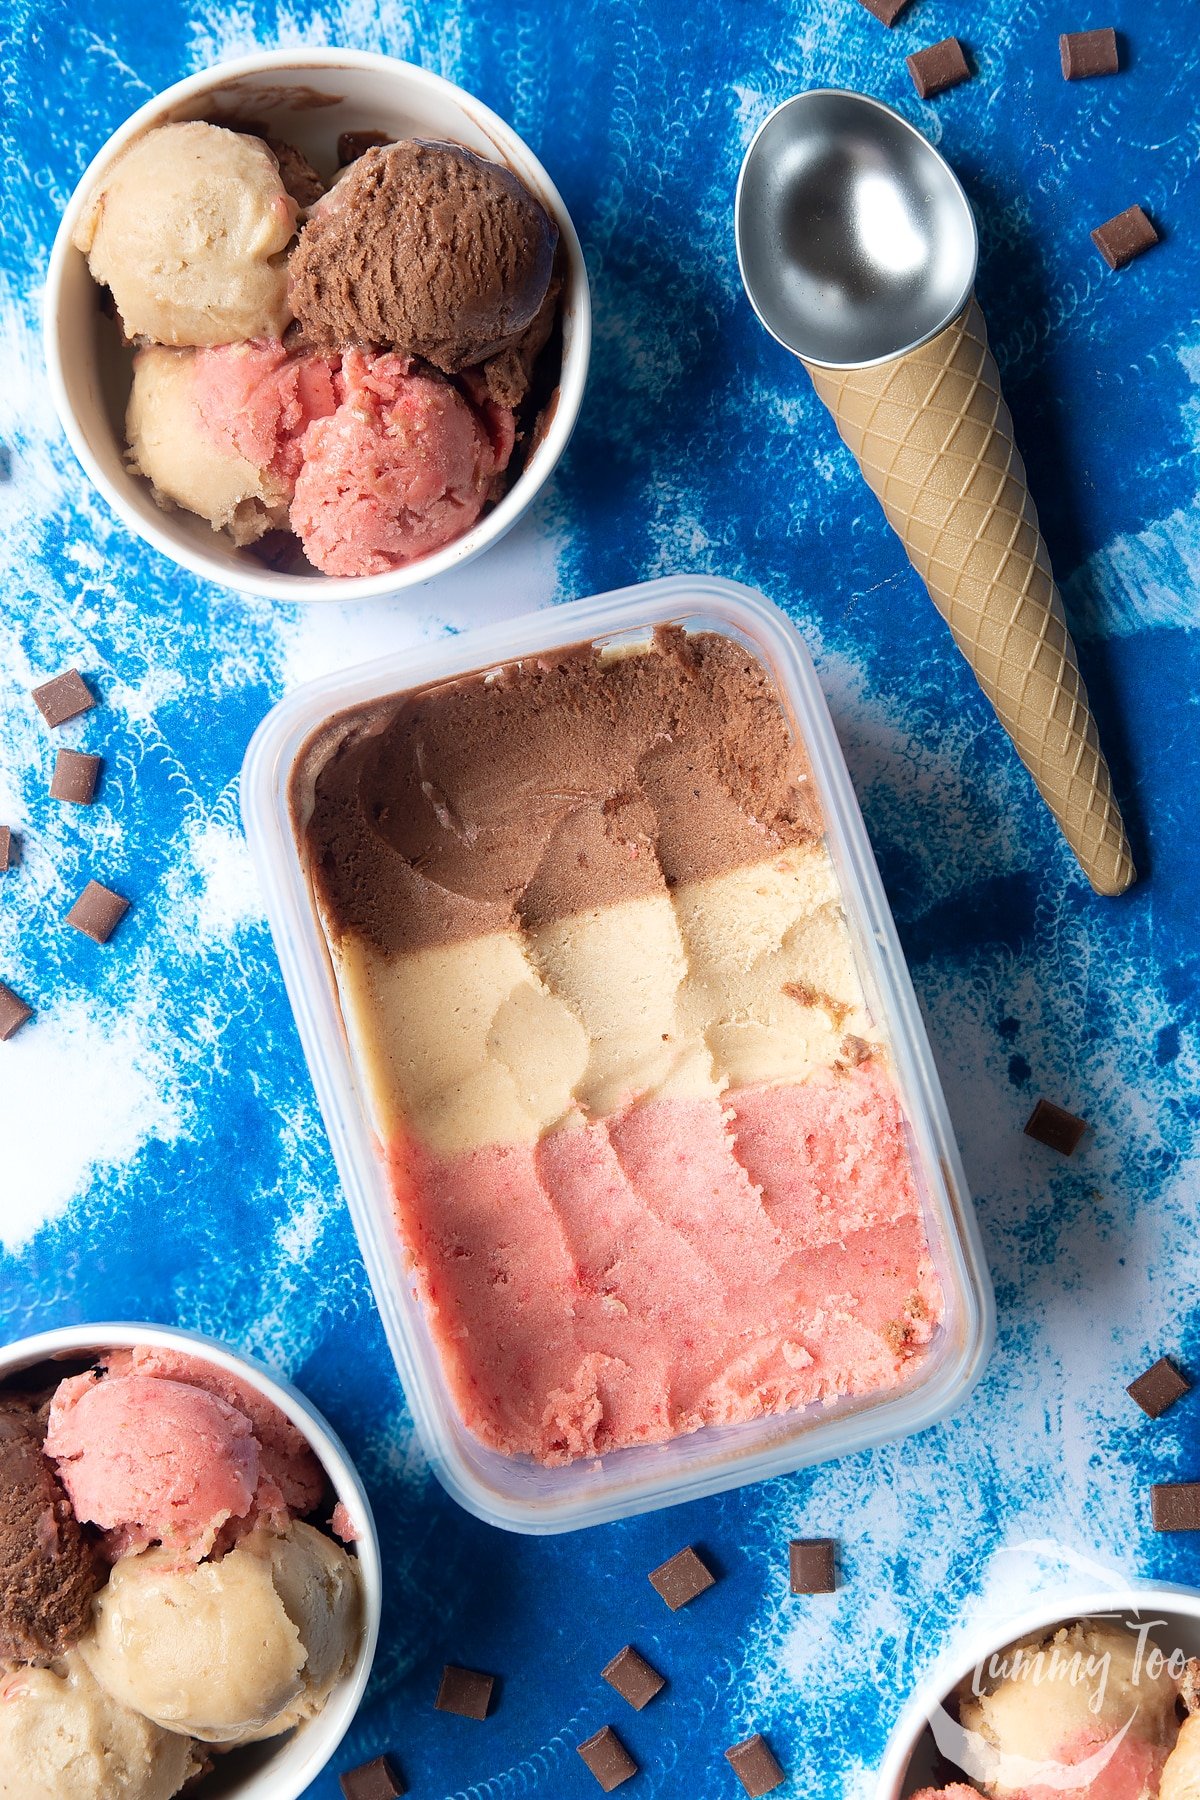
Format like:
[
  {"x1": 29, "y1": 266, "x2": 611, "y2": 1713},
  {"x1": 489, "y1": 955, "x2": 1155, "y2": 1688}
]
[
  {"x1": 0, "y1": 983, "x2": 33, "y2": 1041},
  {"x1": 65, "y1": 880, "x2": 130, "y2": 944},
  {"x1": 1152, "y1": 1483, "x2": 1200, "y2": 1532},
  {"x1": 726, "y1": 1734, "x2": 786, "y2": 1797},
  {"x1": 906, "y1": 38, "x2": 972, "y2": 98},
  {"x1": 648, "y1": 1545, "x2": 716, "y2": 1610},
  {"x1": 338, "y1": 129, "x2": 392, "y2": 166},
  {"x1": 32, "y1": 669, "x2": 96, "y2": 728},
  {"x1": 50, "y1": 750, "x2": 102, "y2": 806},
  {"x1": 1129, "y1": 1357, "x2": 1191, "y2": 1419},
  {"x1": 790, "y1": 1538, "x2": 838, "y2": 1594},
  {"x1": 1091, "y1": 205, "x2": 1159, "y2": 270},
  {"x1": 264, "y1": 136, "x2": 325, "y2": 208},
  {"x1": 0, "y1": 826, "x2": 15, "y2": 871},
  {"x1": 602, "y1": 1645, "x2": 665, "y2": 1710},
  {"x1": 1060, "y1": 27, "x2": 1119, "y2": 78},
  {"x1": 577, "y1": 1725, "x2": 638, "y2": 1792},
  {"x1": 1024, "y1": 1098, "x2": 1087, "y2": 1155},
  {"x1": 855, "y1": 0, "x2": 911, "y2": 22},
  {"x1": 340, "y1": 1755, "x2": 406, "y2": 1800},
  {"x1": 435, "y1": 1664, "x2": 494, "y2": 1720}
]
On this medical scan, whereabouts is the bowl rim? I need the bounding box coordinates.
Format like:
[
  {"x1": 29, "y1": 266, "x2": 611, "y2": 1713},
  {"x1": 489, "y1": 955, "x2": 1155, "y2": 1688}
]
[
  {"x1": 42, "y1": 46, "x2": 592, "y2": 604},
  {"x1": 875, "y1": 1578, "x2": 1200, "y2": 1798},
  {"x1": 0, "y1": 1319, "x2": 382, "y2": 1800}
]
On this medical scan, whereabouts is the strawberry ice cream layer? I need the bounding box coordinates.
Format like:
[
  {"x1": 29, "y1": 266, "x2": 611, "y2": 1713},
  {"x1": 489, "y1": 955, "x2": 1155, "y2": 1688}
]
[{"x1": 391, "y1": 1063, "x2": 942, "y2": 1465}]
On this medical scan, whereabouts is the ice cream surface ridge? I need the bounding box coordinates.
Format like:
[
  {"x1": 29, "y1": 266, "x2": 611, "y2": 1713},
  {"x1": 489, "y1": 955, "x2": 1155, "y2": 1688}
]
[{"x1": 297, "y1": 627, "x2": 945, "y2": 1464}]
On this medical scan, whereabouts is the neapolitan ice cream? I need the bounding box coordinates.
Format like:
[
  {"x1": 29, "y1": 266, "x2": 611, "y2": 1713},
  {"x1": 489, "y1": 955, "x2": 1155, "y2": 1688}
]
[
  {"x1": 293, "y1": 626, "x2": 945, "y2": 1464},
  {"x1": 957, "y1": 1620, "x2": 1180, "y2": 1799},
  {"x1": 126, "y1": 344, "x2": 295, "y2": 545},
  {"x1": 0, "y1": 1348, "x2": 364, "y2": 1798},
  {"x1": 72, "y1": 120, "x2": 564, "y2": 574}
]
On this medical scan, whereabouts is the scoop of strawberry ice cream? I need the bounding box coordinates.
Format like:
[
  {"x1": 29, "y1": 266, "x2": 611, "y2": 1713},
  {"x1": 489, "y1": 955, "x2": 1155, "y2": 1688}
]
[
  {"x1": 101, "y1": 1347, "x2": 324, "y2": 1517},
  {"x1": 192, "y1": 340, "x2": 339, "y2": 486},
  {"x1": 45, "y1": 1372, "x2": 261, "y2": 1562},
  {"x1": 290, "y1": 348, "x2": 512, "y2": 576}
]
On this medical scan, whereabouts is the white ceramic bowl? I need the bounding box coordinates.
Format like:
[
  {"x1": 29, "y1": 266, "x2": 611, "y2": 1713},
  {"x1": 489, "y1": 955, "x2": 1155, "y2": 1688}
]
[
  {"x1": 44, "y1": 48, "x2": 591, "y2": 604},
  {"x1": 0, "y1": 1322, "x2": 382, "y2": 1800},
  {"x1": 878, "y1": 1581, "x2": 1200, "y2": 1797}
]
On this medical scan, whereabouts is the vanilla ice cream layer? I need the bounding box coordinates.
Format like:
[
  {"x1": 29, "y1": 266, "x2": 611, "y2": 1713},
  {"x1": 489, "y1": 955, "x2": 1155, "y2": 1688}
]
[{"x1": 336, "y1": 842, "x2": 878, "y2": 1156}]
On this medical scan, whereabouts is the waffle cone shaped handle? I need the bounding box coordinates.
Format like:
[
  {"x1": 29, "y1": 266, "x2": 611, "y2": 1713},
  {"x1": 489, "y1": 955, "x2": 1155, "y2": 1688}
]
[{"x1": 805, "y1": 299, "x2": 1135, "y2": 896}]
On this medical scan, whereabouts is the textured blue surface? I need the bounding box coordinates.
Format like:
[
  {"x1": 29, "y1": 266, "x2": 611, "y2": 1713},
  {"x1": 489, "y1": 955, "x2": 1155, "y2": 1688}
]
[{"x1": 2, "y1": 1, "x2": 1199, "y2": 1795}]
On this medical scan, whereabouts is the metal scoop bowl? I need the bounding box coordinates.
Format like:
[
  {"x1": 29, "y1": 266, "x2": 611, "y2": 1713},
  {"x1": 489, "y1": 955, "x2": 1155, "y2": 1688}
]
[{"x1": 735, "y1": 89, "x2": 1133, "y2": 896}]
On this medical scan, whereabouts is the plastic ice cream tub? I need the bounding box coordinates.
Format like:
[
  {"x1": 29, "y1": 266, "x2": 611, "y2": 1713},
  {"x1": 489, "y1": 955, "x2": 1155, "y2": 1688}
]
[
  {"x1": 0, "y1": 1321, "x2": 382, "y2": 1800},
  {"x1": 44, "y1": 48, "x2": 591, "y2": 604},
  {"x1": 242, "y1": 573, "x2": 994, "y2": 1533},
  {"x1": 877, "y1": 1581, "x2": 1200, "y2": 1797}
]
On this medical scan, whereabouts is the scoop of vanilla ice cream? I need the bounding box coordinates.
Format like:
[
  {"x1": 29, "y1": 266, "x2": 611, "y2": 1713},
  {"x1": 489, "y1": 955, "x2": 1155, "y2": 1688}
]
[
  {"x1": 239, "y1": 1517, "x2": 365, "y2": 1741},
  {"x1": 126, "y1": 344, "x2": 291, "y2": 545},
  {"x1": 0, "y1": 1651, "x2": 201, "y2": 1800},
  {"x1": 958, "y1": 1620, "x2": 1179, "y2": 1798},
  {"x1": 82, "y1": 1523, "x2": 362, "y2": 1745},
  {"x1": 74, "y1": 122, "x2": 297, "y2": 345}
]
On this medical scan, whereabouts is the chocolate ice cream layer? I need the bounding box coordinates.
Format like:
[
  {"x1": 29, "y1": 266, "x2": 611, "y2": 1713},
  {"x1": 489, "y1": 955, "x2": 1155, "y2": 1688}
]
[
  {"x1": 0, "y1": 1394, "x2": 98, "y2": 1664},
  {"x1": 287, "y1": 139, "x2": 558, "y2": 372},
  {"x1": 293, "y1": 629, "x2": 824, "y2": 958}
]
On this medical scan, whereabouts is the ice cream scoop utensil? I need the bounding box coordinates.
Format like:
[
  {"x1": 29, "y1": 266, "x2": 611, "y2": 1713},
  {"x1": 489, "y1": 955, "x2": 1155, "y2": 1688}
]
[{"x1": 735, "y1": 88, "x2": 1134, "y2": 895}]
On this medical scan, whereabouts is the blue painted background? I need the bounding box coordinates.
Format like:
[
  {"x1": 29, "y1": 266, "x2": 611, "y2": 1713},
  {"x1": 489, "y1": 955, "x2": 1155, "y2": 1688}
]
[{"x1": 2, "y1": 0, "x2": 1199, "y2": 1794}]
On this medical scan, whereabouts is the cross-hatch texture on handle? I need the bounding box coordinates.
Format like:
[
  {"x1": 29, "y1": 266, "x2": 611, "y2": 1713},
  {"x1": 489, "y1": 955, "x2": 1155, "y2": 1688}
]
[{"x1": 805, "y1": 299, "x2": 1135, "y2": 896}]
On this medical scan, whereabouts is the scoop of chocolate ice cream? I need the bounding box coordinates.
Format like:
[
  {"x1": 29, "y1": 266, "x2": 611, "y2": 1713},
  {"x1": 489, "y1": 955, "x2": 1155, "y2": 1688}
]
[
  {"x1": 0, "y1": 1395, "x2": 98, "y2": 1664},
  {"x1": 288, "y1": 139, "x2": 558, "y2": 372}
]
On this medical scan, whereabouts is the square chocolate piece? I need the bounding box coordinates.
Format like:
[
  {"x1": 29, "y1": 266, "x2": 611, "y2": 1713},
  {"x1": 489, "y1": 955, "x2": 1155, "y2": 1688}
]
[
  {"x1": 790, "y1": 1538, "x2": 838, "y2": 1594},
  {"x1": 1092, "y1": 205, "x2": 1159, "y2": 270},
  {"x1": 32, "y1": 668, "x2": 96, "y2": 728},
  {"x1": 340, "y1": 1755, "x2": 406, "y2": 1800},
  {"x1": 856, "y1": 0, "x2": 911, "y2": 24},
  {"x1": 1129, "y1": 1357, "x2": 1191, "y2": 1419},
  {"x1": 906, "y1": 38, "x2": 972, "y2": 99},
  {"x1": 1024, "y1": 1098, "x2": 1087, "y2": 1156},
  {"x1": 435, "y1": 1664, "x2": 494, "y2": 1720},
  {"x1": 726, "y1": 1733, "x2": 786, "y2": 1797},
  {"x1": 577, "y1": 1725, "x2": 637, "y2": 1792},
  {"x1": 1152, "y1": 1483, "x2": 1200, "y2": 1532},
  {"x1": 648, "y1": 1545, "x2": 715, "y2": 1610},
  {"x1": 602, "y1": 1645, "x2": 665, "y2": 1710},
  {"x1": 65, "y1": 880, "x2": 130, "y2": 945},
  {"x1": 0, "y1": 826, "x2": 15, "y2": 871},
  {"x1": 0, "y1": 982, "x2": 33, "y2": 1041},
  {"x1": 1060, "y1": 27, "x2": 1119, "y2": 79},
  {"x1": 51, "y1": 750, "x2": 102, "y2": 806}
]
